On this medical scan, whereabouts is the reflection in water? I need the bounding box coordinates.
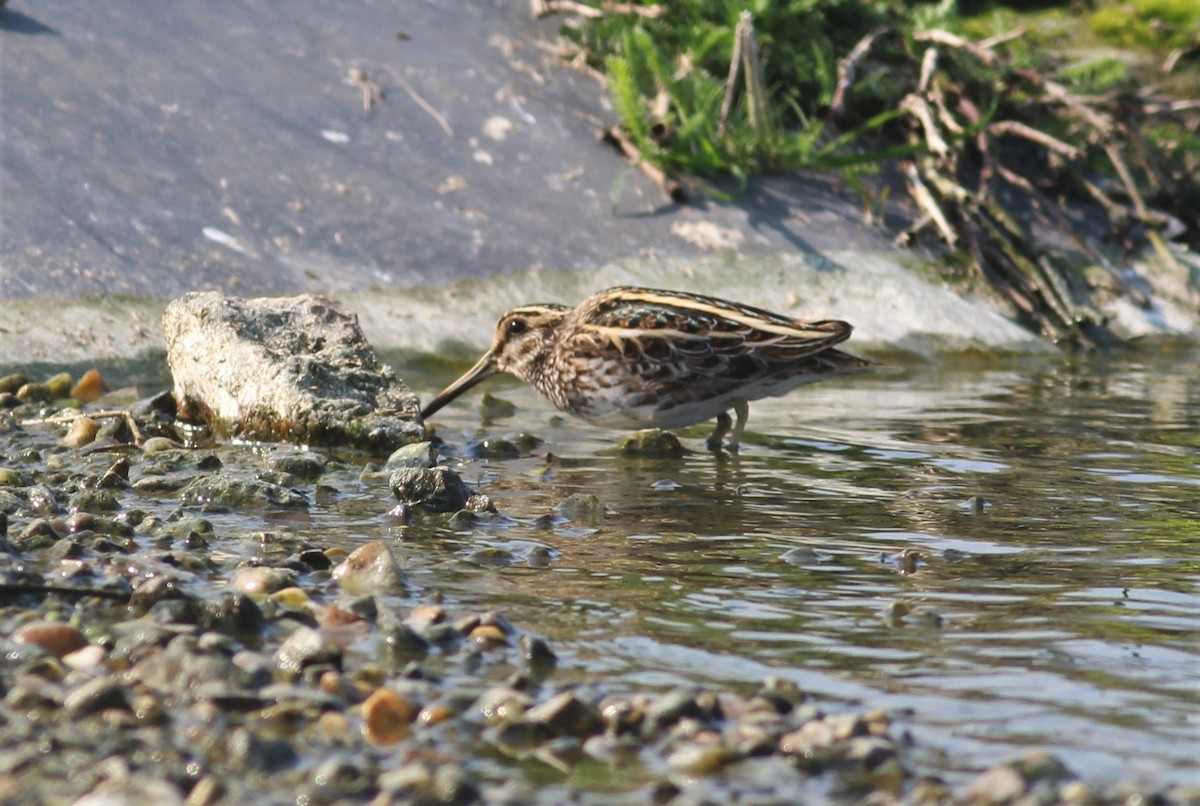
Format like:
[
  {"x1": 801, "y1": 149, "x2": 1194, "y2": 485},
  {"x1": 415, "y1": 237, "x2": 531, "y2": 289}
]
[{"x1": 290, "y1": 348, "x2": 1200, "y2": 787}]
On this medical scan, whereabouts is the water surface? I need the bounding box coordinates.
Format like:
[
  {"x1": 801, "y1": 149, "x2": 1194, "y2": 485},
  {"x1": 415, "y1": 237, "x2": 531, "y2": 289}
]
[
  {"x1": 378, "y1": 345, "x2": 1200, "y2": 789},
  {"x1": 39, "y1": 345, "x2": 1199, "y2": 794}
]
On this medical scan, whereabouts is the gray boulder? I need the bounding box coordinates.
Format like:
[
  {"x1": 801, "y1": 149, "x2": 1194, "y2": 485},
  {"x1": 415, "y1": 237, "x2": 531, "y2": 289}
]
[{"x1": 164, "y1": 292, "x2": 423, "y2": 453}]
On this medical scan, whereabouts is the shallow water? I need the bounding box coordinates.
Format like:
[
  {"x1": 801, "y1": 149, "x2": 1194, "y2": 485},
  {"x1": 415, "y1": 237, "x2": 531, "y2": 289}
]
[
  {"x1": 13, "y1": 344, "x2": 1200, "y2": 798},
  {"x1": 376, "y1": 345, "x2": 1200, "y2": 789}
]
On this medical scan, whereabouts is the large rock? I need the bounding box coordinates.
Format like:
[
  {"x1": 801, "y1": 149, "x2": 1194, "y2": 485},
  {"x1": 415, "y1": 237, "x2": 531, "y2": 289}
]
[{"x1": 164, "y1": 292, "x2": 423, "y2": 453}]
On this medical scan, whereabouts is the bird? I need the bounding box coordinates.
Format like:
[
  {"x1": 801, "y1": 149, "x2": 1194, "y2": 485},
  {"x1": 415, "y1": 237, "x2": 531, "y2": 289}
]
[{"x1": 420, "y1": 286, "x2": 870, "y2": 451}]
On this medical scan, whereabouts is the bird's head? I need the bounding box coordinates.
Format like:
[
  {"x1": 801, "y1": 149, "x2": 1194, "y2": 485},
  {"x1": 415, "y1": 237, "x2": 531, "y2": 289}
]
[{"x1": 420, "y1": 303, "x2": 569, "y2": 420}]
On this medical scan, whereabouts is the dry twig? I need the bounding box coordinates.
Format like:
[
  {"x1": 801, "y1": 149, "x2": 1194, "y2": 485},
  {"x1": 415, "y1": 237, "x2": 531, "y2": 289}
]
[
  {"x1": 830, "y1": 27, "x2": 889, "y2": 119},
  {"x1": 913, "y1": 29, "x2": 998, "y2": 65},
  {"x1": 348, "y1": 67, "x2": 384, "y2": 112},
  {"x1": 900, "y1": 95, "x2": 949, "y2": 156},
  {"x1": 381, "y1": 65, "x2": 454, "y2": 137},
  {"x1": 604, "y1": 126, "x2": 685, "y2": 203},
  {"x1": 902, "y1": 162, "x2": 956, "y2": 246},
  {"x1": 987, "y1": 120, "x2": 1081, "y2": 159}
]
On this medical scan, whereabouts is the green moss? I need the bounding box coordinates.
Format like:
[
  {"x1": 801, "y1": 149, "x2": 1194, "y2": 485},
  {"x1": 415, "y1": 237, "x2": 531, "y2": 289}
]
[{"x1": 1089, "y1": 0, "x2": 1199, "y2": 50}]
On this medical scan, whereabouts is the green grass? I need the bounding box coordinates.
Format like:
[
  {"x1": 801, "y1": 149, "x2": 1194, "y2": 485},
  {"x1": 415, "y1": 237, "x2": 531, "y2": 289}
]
[
  {"x1": 1089, "y1": 0, "x2": 1200, "y2": 50},
  {"x1": 562, "y1": 0, "x2": 1197, "y2": 183}
]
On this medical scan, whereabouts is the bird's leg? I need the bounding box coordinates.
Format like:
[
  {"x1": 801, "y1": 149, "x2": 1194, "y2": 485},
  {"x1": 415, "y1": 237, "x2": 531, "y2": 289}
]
[
  {"x1": 726, "y1": 399, "x2": 750, "y2": 452},
  {"x1": 706, "y1": 412, "x2": 732, "y2": 451}
]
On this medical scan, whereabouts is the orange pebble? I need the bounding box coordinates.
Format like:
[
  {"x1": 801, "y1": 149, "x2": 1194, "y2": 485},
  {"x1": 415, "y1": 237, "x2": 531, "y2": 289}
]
[
  {"x1": 12, "y1": 622, "x2": 88, "y2": 658},
  {"x1": 70, "y1": 369, "x2": 107, "y2": 403},
  {"x1": 361, "y1": 687, "x2": 414, "y2": 745}
]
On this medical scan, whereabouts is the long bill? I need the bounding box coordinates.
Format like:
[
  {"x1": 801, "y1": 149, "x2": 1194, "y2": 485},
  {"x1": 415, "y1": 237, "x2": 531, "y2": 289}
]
[{"x1": 420, "y1": 351, "x2": 498, "y2": 420}]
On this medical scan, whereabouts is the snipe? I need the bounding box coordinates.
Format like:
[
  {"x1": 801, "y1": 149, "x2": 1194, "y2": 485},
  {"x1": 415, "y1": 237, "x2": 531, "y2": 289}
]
[{"x1": 421, "y1": 286, "x2": 869, "y2": 451}]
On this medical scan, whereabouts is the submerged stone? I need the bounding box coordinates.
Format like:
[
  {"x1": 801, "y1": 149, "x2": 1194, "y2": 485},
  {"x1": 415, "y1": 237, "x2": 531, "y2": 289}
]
[
  {"x1": 179, "y1": 473, "x2": 308, "y2": 510},
  {"x1": 617, "y1": 429, "x2": 685, "y2": 458},
  {"x1": 389, "y1": 466, "x2": 472, "y2": 513},
  {"x1": 331, "y1": 540, "x2": 407, "y2": 595},
  {"x1": 555, "y1": 493, "x2": 606, "y2": 524}
]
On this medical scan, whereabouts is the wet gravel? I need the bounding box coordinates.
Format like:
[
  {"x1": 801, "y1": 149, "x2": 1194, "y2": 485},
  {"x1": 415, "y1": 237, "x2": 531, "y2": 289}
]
[{"x1": 0, "y1": 368, "x2": 1196, "y2": 805}]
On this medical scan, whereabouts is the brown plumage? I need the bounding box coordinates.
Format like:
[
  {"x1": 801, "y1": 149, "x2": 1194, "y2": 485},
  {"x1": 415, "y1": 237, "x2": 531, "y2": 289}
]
[{"x1": 421, "y1": 286, "x2": 870, "y2": 450}]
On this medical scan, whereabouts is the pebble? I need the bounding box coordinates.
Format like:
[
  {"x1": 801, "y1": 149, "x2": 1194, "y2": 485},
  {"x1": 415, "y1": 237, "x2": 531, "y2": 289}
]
[
  {"x1": 555, "y1": 493, "x2": 607, "y2": 524},
  {"x1": 229, "y1": 566, "x2": 298, "y2": 596},
  {"x1": 70, "y1": 368, "x2": 107, "y2": 403},
  {"x1": 523, "y1": 692, "x2": 603, "y2": 738},
  {"x1": 361, "y1": 687, "x2": 415, "y2": 745},
  {"x1": 667, "y1": 743, "x2": 737, "y2": 775},
  {"x1": 475, "y1": 686, "x2": 532, "y2": 724},
  {"x1": 384, "y1": 440, "x2": 438, "y2": 470},
  {"x1": 12, "y1": 622, "x2": 89, "y2": 658},
  {"x1": 274, "y1": 626, "x2": 341, "y2": 676},
  {"x1": 389, "y1": 466, "x2": 472, "y2": 512},
  {"x1": 62, "y1": 415, "x2": 100, "y2": 448},
  {"x1": 331, "y1": 539, "x2": 407, "y2": 595},
  {"x1": 63, "y1": 676, "x2": 131, "y2": 717},
  {"x1": 0, "y1": 372, "x2": 31, "y2": 394},
  {"x1": 617, "y1": 428, "x2": 685, "y2": 458},
  {"x1": 143, "y1": 435, "x2": 183, "y2": 453},
  {"x1": 479, "y1": 392, "x2": 517, "y2": 420},
  {"x1": 44, "y1": 372, "x2": 74, "y2": 399},
  {"x1": 16, "y1": 382, "x2": 51, "y2": 402}
]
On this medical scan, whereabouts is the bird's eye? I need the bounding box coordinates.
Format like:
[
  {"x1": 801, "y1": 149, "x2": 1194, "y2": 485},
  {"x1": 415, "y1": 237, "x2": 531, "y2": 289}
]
[{"x1": 507, "y1": 318, "x2": 528, "y2": 335}]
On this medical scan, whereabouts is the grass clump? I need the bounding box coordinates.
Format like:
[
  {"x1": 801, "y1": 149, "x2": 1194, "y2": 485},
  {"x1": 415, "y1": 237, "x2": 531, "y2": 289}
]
[{"x1": 1089, "y1": 0, "x2": 1200, "y2": 50}]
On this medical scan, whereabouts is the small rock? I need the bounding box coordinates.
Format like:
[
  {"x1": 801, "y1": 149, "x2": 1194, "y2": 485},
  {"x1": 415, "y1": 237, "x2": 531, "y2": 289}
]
[
  {"x1": 274, "y1": 626, "x2": 341, "y2": 676},
  {"x1": 555, "y1": 493, "x2": 606, "y2": 524},
  {"x1": 12, "y1": 622, "x2": 89, "y2": 658},
  {"x1": 406, "y1": 603, "x2": 445, "y2": 632},
  {"x1": 965, "y1": 763, "x2": 1030, "y2": 805},
  {"x1": 380, "y1": 617, "x2": 430, "y2": 657},
  {"x1": 44, "y1": 372, "x2": 74, "y2": 399},
  {"x1": 26, "y1": 483, "x2": 61, "y2": 516},
  {"x1": 384, "y1": 440, "x2": 438, "y2": 470},
  {"x1": 16, "y1": 382, "x2": 51, "y2": 403},
  {"x1": 389, "y1": 466, "x2": 472, "y2": 512},
  {"x1": 141, "y1": 435, "x2": 182, "y2": 454},
  {"x1": 69, "y1": 488, "x2": 120, "y2": 513},
  {"x1": 361, "y1": 687, "x2": 416, "y2": 745},
  {"x1": 62, "y1": 416, "x2": 100, "y2": 448},
  {"x1": 180, "y1": 473, "x2": 308, "y2": 509},
  {"x1": 645, "y1": 689, "x2": 708, "y2": 732},
  {"x1": 0, "y1": 373, "x2": 31, "y2": 395},
  {"x1": 201, "y1": 593, "x2": 267, "y2": 644},
  {"x1": 667, "y1": 743, "x2": 736, "y2": 775},
  {"x1": 267, "y1": 449, "x2": 327, "y2": 481},
  {"x1": 618, "y1": 428, "x2": 685, "y2": 458},
  {"x1": 331, "y1": 540, "x2": 407, "y2": 595},
  {"x1": 519, "y1": 635, "x2": 557, "y2": 673},
  {"x1": 524, "y1": 692, "x2": 603, "y2": 738},
  {"x1": 468, "y1": 624, "x2": 508, "y2": 650},
  {"x1": 63, "y1": 676, "x2": 131, "y2": 717},
  {"x1": 466, "y1": 437, "x2": 520, "y2": 459},
  {"x1": 229, "y1": 566, "x2": 298, "y2": 596},
  {"x1": 416, "y1": 701, "x2": 456, "y2": 728},
  {"x1": 479, "y1": 392, "x2": 517, "y2": 420},
  {"x1": 62, "y1": 644, "x2": 107, "y2": 672},
  {"x1": 70, "y1": 368, "x2": 107, "y2": 403},
  {"x1": 475, "y1": 686, "x2": 532, "y2": 724}
]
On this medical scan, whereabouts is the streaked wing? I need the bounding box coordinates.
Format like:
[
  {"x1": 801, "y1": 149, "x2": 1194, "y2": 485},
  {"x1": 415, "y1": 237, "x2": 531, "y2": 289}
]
[{"x1": 569, "y1": 286, "x2": 854, "y2": 393}]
